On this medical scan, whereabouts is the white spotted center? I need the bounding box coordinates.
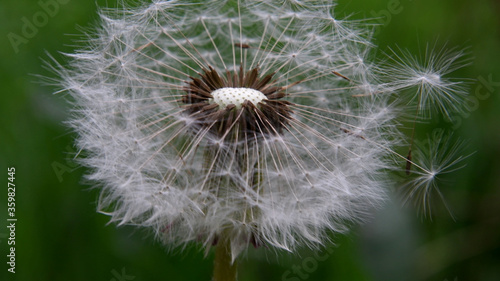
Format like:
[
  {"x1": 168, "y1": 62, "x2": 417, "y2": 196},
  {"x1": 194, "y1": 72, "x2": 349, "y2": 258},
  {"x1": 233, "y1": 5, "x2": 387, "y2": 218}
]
[{"x1": 211, "y1": 87, "x2": 267, "y2": 109}]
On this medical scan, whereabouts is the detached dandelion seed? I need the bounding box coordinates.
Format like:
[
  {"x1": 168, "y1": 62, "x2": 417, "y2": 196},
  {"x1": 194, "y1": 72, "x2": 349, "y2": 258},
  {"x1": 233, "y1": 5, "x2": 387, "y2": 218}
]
[
  {"x1": 383, "y1": 45, "x2": 470, "y2": 120},
  {"x1": 56, "y1": 1, "x2": 470, "y2": 280},
  {"x1": 401, "y1": 133, "x2": 471, "y2": 218}
]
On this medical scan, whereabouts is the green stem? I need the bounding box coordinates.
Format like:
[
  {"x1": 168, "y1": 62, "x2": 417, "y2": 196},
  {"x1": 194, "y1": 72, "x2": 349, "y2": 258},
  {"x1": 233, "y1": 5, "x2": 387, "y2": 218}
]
[{"x1": 213, "y1": 239, "x2": 238, "y2": 281}]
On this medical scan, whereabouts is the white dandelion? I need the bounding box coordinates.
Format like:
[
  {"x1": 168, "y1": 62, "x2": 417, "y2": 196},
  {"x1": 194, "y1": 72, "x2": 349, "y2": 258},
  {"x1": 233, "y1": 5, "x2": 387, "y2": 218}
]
[{"x1": 56, "y1": 0, "x2": 469, "y2": 279}]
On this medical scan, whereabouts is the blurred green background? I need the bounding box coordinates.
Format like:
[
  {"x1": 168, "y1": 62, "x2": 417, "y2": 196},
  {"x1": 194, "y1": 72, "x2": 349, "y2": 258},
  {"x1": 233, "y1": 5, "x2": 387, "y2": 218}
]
[{"x1": 1, "y1": 0, "x2": 499, "y2": 280}]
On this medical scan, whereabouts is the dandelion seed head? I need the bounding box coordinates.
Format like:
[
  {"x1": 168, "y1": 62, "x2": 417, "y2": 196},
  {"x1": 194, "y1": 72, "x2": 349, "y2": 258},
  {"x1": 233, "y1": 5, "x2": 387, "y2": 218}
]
[{"x1": 57, "y1": 0, "x2": 469, "y2": 259}]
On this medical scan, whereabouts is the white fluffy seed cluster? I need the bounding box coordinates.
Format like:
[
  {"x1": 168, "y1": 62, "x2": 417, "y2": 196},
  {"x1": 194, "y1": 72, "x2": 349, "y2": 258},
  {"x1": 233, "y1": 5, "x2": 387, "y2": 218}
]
[
  {"x1": 59, "y1": 0, "x2": 468, "y2": 260},
  {"x1": 211, "y1": 87, "x2": 267, "y2": 108}
]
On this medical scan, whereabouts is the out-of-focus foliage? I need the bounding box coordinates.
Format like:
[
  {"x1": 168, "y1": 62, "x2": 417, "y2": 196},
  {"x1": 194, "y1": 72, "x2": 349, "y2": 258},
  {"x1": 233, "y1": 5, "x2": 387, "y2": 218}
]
[{"x1": 1, "y1": 0, "x2": 498, "y2": 280}]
